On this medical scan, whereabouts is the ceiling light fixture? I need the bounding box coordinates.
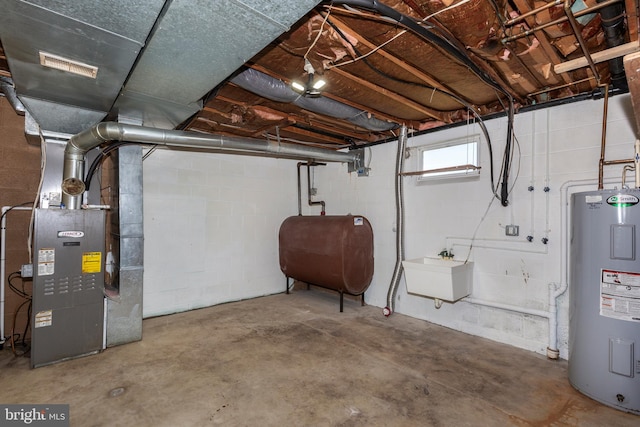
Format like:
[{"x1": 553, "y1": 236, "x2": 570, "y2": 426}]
[{"x1": 291, "y1": 59, "x2": 326, "y2": 98}]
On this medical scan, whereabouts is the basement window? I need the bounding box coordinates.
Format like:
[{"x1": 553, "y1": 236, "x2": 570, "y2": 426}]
[{"x1": 417, "y1": 135, "x2": 480, "y2": 182}]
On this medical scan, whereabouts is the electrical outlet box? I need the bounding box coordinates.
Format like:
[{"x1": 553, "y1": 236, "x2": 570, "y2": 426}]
[
  {"x1": 505, "y1": 225, "x2": 519, "y2": 236},
  {"x1": 21, "y1": 263, "x2": 33, "y2": 278},
  {"x1": 357, "y1": 167, "x2": 370, "y2": 177}
]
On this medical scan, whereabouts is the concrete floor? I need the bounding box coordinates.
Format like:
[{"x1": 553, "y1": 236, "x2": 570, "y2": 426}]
[{"x1": 1, "y1": 289, "x2": 638, "y2": 426}]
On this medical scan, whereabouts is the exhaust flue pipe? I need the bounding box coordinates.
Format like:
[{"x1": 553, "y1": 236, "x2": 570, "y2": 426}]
[{"x1": 62, "y1": 122, "x2": 361, "y2": 209}]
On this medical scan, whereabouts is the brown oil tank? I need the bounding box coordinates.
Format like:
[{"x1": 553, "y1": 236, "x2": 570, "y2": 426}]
[{"x1": 279, "y1": 215, "x2": 374, "y2": 296}]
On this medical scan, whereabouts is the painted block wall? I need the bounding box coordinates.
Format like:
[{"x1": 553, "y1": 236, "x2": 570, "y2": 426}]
[
  {"x1": 312, "y1": 94, "x2": 638, "y2": 359},
  {"x1": 142, "y1": 94, "x2": 636, "y2": 359},
  {"x1": 0, "y1": 97, "x2": 40, "y2": 344},
  {"x1": 142, "y1": 151, "x2": 303, "y2": 317}
]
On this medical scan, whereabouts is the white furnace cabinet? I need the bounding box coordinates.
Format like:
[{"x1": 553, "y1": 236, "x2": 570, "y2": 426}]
[{"x1": 31, "y1": 208, "x2": 105, "y2": 368}]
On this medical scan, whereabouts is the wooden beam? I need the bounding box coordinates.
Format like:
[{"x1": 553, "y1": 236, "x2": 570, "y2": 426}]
[
  {"x1": 330, "y1": 67, "x2": 445, "y2": 121},
  {"x1": 278, "y1": 125, "x2": 347, "y2": 145},
  {"x1": 510, "y1": 0, "x2": 573, "y2": 85},
  {"x1": 623, "y1": 51, "x2": 640, "y2": 135},
  {"x1": 555, "y1": 41, "x2": 640, "y2": 74},
  {"x1": 209, "y1": 94, "x2": 378, "y2": 141},
  {"x1": 247, "y1": 63, "x2": 404, "y2": 125},
  {"x1": 327, "y1": 17, "x2": 464, "y2": 101}
]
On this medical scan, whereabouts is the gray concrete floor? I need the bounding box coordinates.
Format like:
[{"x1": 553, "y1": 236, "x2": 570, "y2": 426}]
[{"x1": 1, "y1": 289, "x2": 638, "y2": 426}]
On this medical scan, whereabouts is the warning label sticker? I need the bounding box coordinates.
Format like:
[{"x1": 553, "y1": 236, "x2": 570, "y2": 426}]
[
  {"x1": 82, "y1": 252, "x2": 102, "y2": 274},
  {"x1": 34, "y1": 310, "x2": 52, "y2": 328},
  {"x1": 601, "y1": 269, "x2": 640, "y2": 322},
  {"x1": 37, "y1": 248, "x2": 55, "y2": 276}
]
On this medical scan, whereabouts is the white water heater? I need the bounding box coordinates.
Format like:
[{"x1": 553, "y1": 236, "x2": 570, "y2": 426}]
[{"x1": 569, "y1": 189, "x2": 640, "y2": 414}]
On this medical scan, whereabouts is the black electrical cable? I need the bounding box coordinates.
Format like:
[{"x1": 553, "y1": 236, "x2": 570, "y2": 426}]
[
  {"x1": 8, "y1": 271, "x2": 30, "y2": 299},
  {"x1": 329, "y1": 0, "x2": 516, "y2": 205},
  {"x1": 332, "y1": 0, "x2": 512, "y2": 97},
  {"x1": 0, "y1": 201, "x2": 33, "y2": 223},
  {"x1": 84, "y1": 142, "x2": 129, "y2": 191},
  {"x1": 322, "y1": 12, "x2": 498, "y2": 195}
]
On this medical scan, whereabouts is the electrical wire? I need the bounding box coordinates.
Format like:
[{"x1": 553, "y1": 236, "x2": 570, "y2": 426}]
[
  {"x1": 322, "y1": 13, "x2": 498, "y2": 194},
  {"x1": 330, "y1": 0, "x2": 516, "y2": 205},
  {"x1": 305, "y1": 8, "x2": 332, "y2": 60}
]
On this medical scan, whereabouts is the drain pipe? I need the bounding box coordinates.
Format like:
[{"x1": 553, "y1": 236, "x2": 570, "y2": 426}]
[
  {"x1": 0, "y1": 77, "x2": 25, "y2": 115},
  {"x1": 635, "y1": 139, "x2": 640, "y2": 188},
  {"x1": 62, "y1": 122, "x2": 360, "y2": 209},
  {"x1": 296, "y1": 162, "x2": 326, "y2": 215},
  {"x1": 383, "y1": 124, "x2": 407, "y2": 317},
  {"x1": 597, "y1": 0, "x2": 627, "y2": 91}
]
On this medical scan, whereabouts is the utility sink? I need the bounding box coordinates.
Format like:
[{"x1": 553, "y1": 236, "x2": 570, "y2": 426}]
[{"x1": 402, "y1": 257, "x2": 473, "y2": 302}]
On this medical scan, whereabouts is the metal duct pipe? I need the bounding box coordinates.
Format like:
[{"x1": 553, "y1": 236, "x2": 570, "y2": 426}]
[
  {"x1": 383, "y1": 124, "x2": 407, "y2": 317},
  {"x1": 0, "y1": 77, "x2": 25, "y2": 115},
  {"x1": 231, "y1": 68, "x2": 397, "y2": 132},
  {"x1": 62, "y1": 122, "x2": 361, "y2": 209},
  {"x1": 597, "y1": 0, "x2": 628, "y2": 91}
]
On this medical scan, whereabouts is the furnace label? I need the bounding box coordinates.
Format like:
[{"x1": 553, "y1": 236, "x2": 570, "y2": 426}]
[
  {"x1": 600, "y1": 269, "x2": 640, "y2": 322},
  {"x1": 82, "y1": 251, "x2": 102, "y2": 274},
  {"x1": 34, "y1": 310, "x2": 52, "y2": 328},
  {"x1": 37, "y1": 248, "x2": 55, "y2": 276}
]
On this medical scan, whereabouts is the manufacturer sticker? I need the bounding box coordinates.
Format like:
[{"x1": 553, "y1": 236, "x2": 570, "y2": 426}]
[
  {"x1": 354, "y1": 217, "x2": 364, "y2": 226},
  {"x1": 600, "y1": 269, "x2": 640, "y2": 322},
  {"x1": 82, "y1": 252, "x2": 102, "y2": 274},
  {"x1": 34, "y1": 310, "x2": 52, "y2": 328},
  {"x1": 37, "y1": 248, "x2": 55, "y2": 276},
  {"x1": 58, "y1": 230, "x2": 84, "y2": 238},
  {"x1": 606, "y1": 194, "x2": 639, "y2": 207}
]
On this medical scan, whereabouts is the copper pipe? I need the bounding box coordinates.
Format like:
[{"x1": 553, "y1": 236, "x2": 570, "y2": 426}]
[
  {"x1": 502, "y1": 0, "x2": 623, "y2": 43},
  {"x1": 527, "y1": 77, "x2": 595, "y2": 98},
  {"x1": 598, "y1": 84, "x2": 610, "y2": 189},
  {"x1": 400, "y1": 164, "x2": 481, "y2": 176},
  {"x1": 564, "y1": 0, "x2": 601, "y2": 84},
  {"x1": 603, "y1": 158, "x2": 634, "y2": 165},
  {"x1": 505, "y1": 0, "x2": 563, "y2": 26}
]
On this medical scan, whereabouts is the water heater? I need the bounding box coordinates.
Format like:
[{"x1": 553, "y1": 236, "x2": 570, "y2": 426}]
[{"x1": 569, "y1": 189, "x2": 640, "y2": 414}]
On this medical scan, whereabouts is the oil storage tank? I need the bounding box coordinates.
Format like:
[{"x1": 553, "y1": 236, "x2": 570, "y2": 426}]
[
  {"x1": 279, "y1": 215, "x2": 374, "y2": 310},
  {"x1": 569, "y1": 189, "x2": 640, "y2": 414}
]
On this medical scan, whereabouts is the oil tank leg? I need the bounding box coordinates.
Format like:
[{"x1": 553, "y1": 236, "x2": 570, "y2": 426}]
[
  {"x1": 361, "y1": 293, "x2": 365, "y2": 306},
  {"x1": 285, "y1": 276, "x2": 289, "y2": 294},
  {"x1": 340, "y1": 292, "x2": 344, "y2": 312}
]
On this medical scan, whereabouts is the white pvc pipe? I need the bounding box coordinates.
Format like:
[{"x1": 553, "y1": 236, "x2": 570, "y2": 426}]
[
  {"x1": 461, "y1": 177, "x2": 620, "y2": 359},
  {"x1": 635, "y1": 139, "x2": 640, "y2": 188},
  {"x1": 0, "y1": 206, "x2": 33, "y2": 345}
]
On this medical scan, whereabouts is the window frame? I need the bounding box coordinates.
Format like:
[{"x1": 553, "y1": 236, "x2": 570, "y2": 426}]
[{"x1": 416, "y1": 135, "x2": 481, "y2": 183}]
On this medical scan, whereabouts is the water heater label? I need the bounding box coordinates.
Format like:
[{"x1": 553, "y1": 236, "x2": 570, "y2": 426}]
[
  {"x1": 354, "y1": 217, "x2": 363, "y2": 226},
  {"x1": 600, "y1": 269, "x2": 640, "y2": 322},
  {"x1": 606, "y1": 194, "x2": 639, "y2": 207},
  {"x1": 37, "y1": 248, "x2": 55, "y2": 276}
]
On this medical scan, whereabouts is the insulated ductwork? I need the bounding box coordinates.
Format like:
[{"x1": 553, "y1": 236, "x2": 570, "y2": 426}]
[
  {"x1": 0, "y1": 77, "x2": 25, "y2": 115},
  {"x1": 231, "y1": 68, "x2": 398, "y2": 132},
  {"x1": 62, "y1": 122, "x2": 361, "y2": 209}
]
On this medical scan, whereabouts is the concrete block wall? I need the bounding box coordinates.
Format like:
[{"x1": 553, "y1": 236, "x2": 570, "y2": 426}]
[
  {"x1": 312, "y1": 94, "x2": 638, "y2": 359},
  {"x1": 0, "y1": 97, "x2": 40, "y2": 345},
  {"x1": 142, "y1": 150, "x2": 301, "y2": 317}
]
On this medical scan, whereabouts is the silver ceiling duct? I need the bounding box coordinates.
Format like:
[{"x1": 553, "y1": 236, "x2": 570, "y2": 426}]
[
  {"x1": 0, "y1": 0, "x2": 321, "y2": 132},
  {"x1": 62, "y1": 122, "x2": 361, "y2": 209},
  {"x1": 231, "y1": 68, "x2": 398, "y2": 132}
]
